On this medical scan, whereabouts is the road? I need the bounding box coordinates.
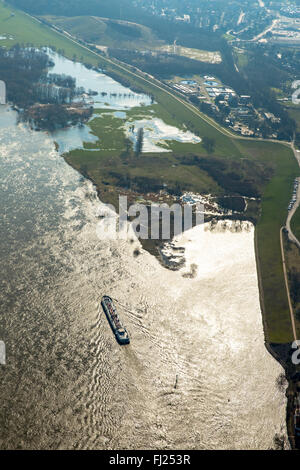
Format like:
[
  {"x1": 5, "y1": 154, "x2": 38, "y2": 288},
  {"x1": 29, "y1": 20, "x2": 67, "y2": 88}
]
[
  {"x1": 281, "y1": 142, "x2": 300, "y2": 343},
  {"x1": 286, "y1": 144, "x2": 300, "y2": 249},
  {"x1": 48, "y1": 19, "x2": 300, "y2": 343},
  {"x1": 251, "y1": 18, "x2": 279, "y2": 42},
  {"x1": 280, "y1": 227, "x2": 297, "y2": 342},
  {"x1": 286, "y1": 180, "x2": 300, "y2": 249},
  {"x1": 26, "y1": 13, "x2": 292, "y2": 147},
  {"x1": 26, "y1": 16, "x2": 299, "y2": 218},
  {"x1": 27, "y1": 12, "x2": 300, "y2": 341}
]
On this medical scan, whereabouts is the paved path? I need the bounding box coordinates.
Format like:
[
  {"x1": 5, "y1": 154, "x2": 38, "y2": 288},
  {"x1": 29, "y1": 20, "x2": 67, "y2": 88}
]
[
  {"x1": 27, "y1": 11, "x2": 300, "y2": 341},
  {"x1": 280, "y1": 227, "x2": 298, "y2": 341},
  {"x1": 286, "y1": 144, "x2": 300, "y2": 249},
  {"x1": 251, "y1": 19, "x2": 279, "y2": 42},
  {"x1": 27, "y1": 13, "x2": 293, "y2": 146},
  {"x1": 280, "y1": 143, "x2": 300, "y2": 341}
]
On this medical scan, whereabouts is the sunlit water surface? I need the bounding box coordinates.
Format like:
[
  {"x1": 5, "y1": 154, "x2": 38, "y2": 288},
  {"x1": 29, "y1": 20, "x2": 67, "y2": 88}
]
[{"x1": 0, "y1": 54, "x2": 288, "y2": 449}]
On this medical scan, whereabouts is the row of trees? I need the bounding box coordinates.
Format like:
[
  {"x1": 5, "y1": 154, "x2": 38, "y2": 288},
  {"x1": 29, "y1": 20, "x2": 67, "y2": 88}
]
[
  {"x1": 7, "y1": 0, "x2": 298, "y2": 140},
  {"x1": 21, "y1": 104, "x2": 93, "y2": 131},
  {"x1": 0, "y1": 45, "x2": 94, "y2": 130},
  {"x1": 0, "y1": 46, "x2": 81, "y2": 107},
  {"x1": 34, "y1": 83, "x2": 76, "y2": 104},
  {"x1": 0, "y1": 45, "x2": 51, "y2": 108},
  {"x1": 135, "y1": 127, "x2": 144, "y2": 155},
  {"x1": 181, "y1": 154, "x2": 265, "y2": 199}
]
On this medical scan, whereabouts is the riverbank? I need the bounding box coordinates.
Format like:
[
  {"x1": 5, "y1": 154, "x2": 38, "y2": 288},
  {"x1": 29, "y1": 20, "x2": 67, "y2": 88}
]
[
  {"x1": 73, "y1": 147, "x2": 299, "y2": 448},
  {"x1": 0, "y1": 5, "x2": 298, "y2": 447},
  {"x1": 0, "y1": 104, "x2": 289, "y2": 449},
  {"x1": 1, "y1": 1, "x2": 299, "y2": 346},
  {"x1": 0, "y1": 46, "x2": 95, "y2": 131},
  {"x1": 46, "y1": 48, "x2": 300, "y2": 446}
]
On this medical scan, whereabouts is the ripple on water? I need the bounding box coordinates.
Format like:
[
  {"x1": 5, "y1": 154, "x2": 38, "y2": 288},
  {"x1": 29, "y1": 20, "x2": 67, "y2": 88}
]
[{"x1": 0, "y1": 101, "x2": 287, "y2": 450}]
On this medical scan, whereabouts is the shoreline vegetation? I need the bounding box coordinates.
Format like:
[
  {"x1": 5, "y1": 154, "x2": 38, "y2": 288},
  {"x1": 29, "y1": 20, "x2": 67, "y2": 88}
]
[
  {"x1": 1, "y1": 0, "x2": 300, "y2": 448},
  {"x1": 0, "y1": 45, "x2": 94, "y2": 131},
  {"x1": 0, "y1": 0, "x2": 298, "y2": 340}
]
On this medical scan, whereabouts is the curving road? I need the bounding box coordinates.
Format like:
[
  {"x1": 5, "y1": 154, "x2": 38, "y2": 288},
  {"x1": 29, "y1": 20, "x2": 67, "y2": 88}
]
[
  {"x1": 281, "y1": 143, "x2": 300, "y2": 342},
  {"x1": 286, "y1": 144, "x2": 300, "y2": 249},
  {"x1": 27, "y1": 13, "x2": 293, "y2": 146},
  {"x1": 280, "y1": 227, "x2": 297, "y2": 341},
  {"x1": 26, "y1": 11, "x2": 300, "y2": 342},
  {"x1": 251, "y1": 19, "x2": 279, "y2": 43}
]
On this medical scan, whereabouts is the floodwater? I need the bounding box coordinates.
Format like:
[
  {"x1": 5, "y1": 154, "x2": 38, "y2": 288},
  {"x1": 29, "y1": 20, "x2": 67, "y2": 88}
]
[
  {"x1": 48, "y1": 50, "x2": 152, "y2": 110},
  {"x1": 48, "y1": 50, "x2": 152, "y2": 153},
  {"x1": 0, "y1": 53, "x2": 288, "y2": 450},
  {"x1": 125, "y1": 117, "x2": 202, "y2": 153},
  {"x1": 52, "y1": 123, "x2": 98, "y2": 153}
]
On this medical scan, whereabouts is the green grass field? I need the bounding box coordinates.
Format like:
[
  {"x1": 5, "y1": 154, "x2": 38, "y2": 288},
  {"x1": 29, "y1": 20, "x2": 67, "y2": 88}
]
[
  {"x1": 68, "y1": 108, "x2": 300, "y2": 343},
  {"x1": 65, "y1": 107, "x2": 222, "y2": 205},
  {"x1": 41, "y1": 15, "x2": 164, "y2": 50},
  {"x1": 1, "y1": 0, "x2": 299, "y2": 343},
  {"x1": 234, "y1": 49, "x2": 249, "y2": 69},
  {"x1": 286, "y1": 104, "x2": 300, "y2": 273},
  {"x1": 238, "y1": 140, "x2": 300, "y2": 342},
  {"x1": 0, "y1": 2, "x2": 100, "y2": 60},
  {"x1": 286, "y1": 105, "x2": 300, "y2": 132}
]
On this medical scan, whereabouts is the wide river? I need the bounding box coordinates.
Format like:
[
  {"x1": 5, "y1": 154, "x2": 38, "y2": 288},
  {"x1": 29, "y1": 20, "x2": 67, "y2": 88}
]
[{"x1": 0, "y1": 55, "x2": 288, "y2": 449}]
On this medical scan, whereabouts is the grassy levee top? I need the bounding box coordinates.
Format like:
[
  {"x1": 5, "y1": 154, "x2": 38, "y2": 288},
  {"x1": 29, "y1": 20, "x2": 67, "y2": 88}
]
[
  {"x1": 1, "y1": 1, "x2": 300, "y2": 343},
  {"x1": 238, "y1": 140, "x2": 299, "y2": 343},
  {"x1": 291, "y1": 207, "x2": 300, "y2": 244}
]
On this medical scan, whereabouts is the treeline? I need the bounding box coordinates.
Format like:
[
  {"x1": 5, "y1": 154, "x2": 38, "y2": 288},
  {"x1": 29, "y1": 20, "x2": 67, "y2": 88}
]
[
  {"x1": 180, "y1": 155, "x2": 269, "y2": 198},
  {"x1": 105, "y1": 69, "x2": 154, "y2": 102},
  {"x1": 0, "y1": 45, "x2": 92, "y2": 130},
  {"x1": 0, "y1": 45, "x2": 51, "y2": 107},
  {"x1": 46, "y1": 73, "x2": 76, "y2": 89},
  {"x1": 0, "y1": 46, "x2": 79, "y2": 107},
  {"x1": 135, "y1": 127, "x2": 144, "y2": 155},
  {"x1": 217, "y1": 197, "x2": 246, "y2": 213},
  {"x1": 109, "y1": 44, "x2": 296, "y2": 140},
  {"x1": 22, "y1": 104, "x2": 93, "y2": 131},
  {"x1": 108, "y1": 171, "x2": 164, "y2": 193},
  {"x1": 8, "y1": 0, "x2": 224, "y2": 51},
  {"x1": 37, "y1": 74, "x2": 85, "y2": 104}
]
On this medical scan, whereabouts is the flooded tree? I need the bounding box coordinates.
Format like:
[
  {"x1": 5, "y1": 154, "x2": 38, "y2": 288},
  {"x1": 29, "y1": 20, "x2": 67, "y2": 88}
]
[
  {"x1": 202, "y1": 136, "x2": 216, "y2": 154},
  {"x1": 135, "y1": 127, "x2": 144, "y2": 155},
  {"x1": 0, "y1": 46, "x2": 93, "y2": 130}
]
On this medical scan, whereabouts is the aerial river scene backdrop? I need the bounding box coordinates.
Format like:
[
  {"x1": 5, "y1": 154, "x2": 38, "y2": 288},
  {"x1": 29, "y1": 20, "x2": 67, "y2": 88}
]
[{"x1": 0, "y1": 55, "x2": 288, "y2": 450}]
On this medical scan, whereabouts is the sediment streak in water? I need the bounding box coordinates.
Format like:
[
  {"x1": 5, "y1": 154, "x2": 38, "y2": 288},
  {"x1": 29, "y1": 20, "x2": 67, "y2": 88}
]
[{"x1": 0, "y1": 107, "x2": 287, "y2": 449}]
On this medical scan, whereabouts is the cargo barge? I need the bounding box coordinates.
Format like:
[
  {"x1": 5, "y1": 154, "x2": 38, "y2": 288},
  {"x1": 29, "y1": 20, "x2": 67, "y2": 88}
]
[{"x1": 101, "y1": 295, "x2": 130, "y2": 345}]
